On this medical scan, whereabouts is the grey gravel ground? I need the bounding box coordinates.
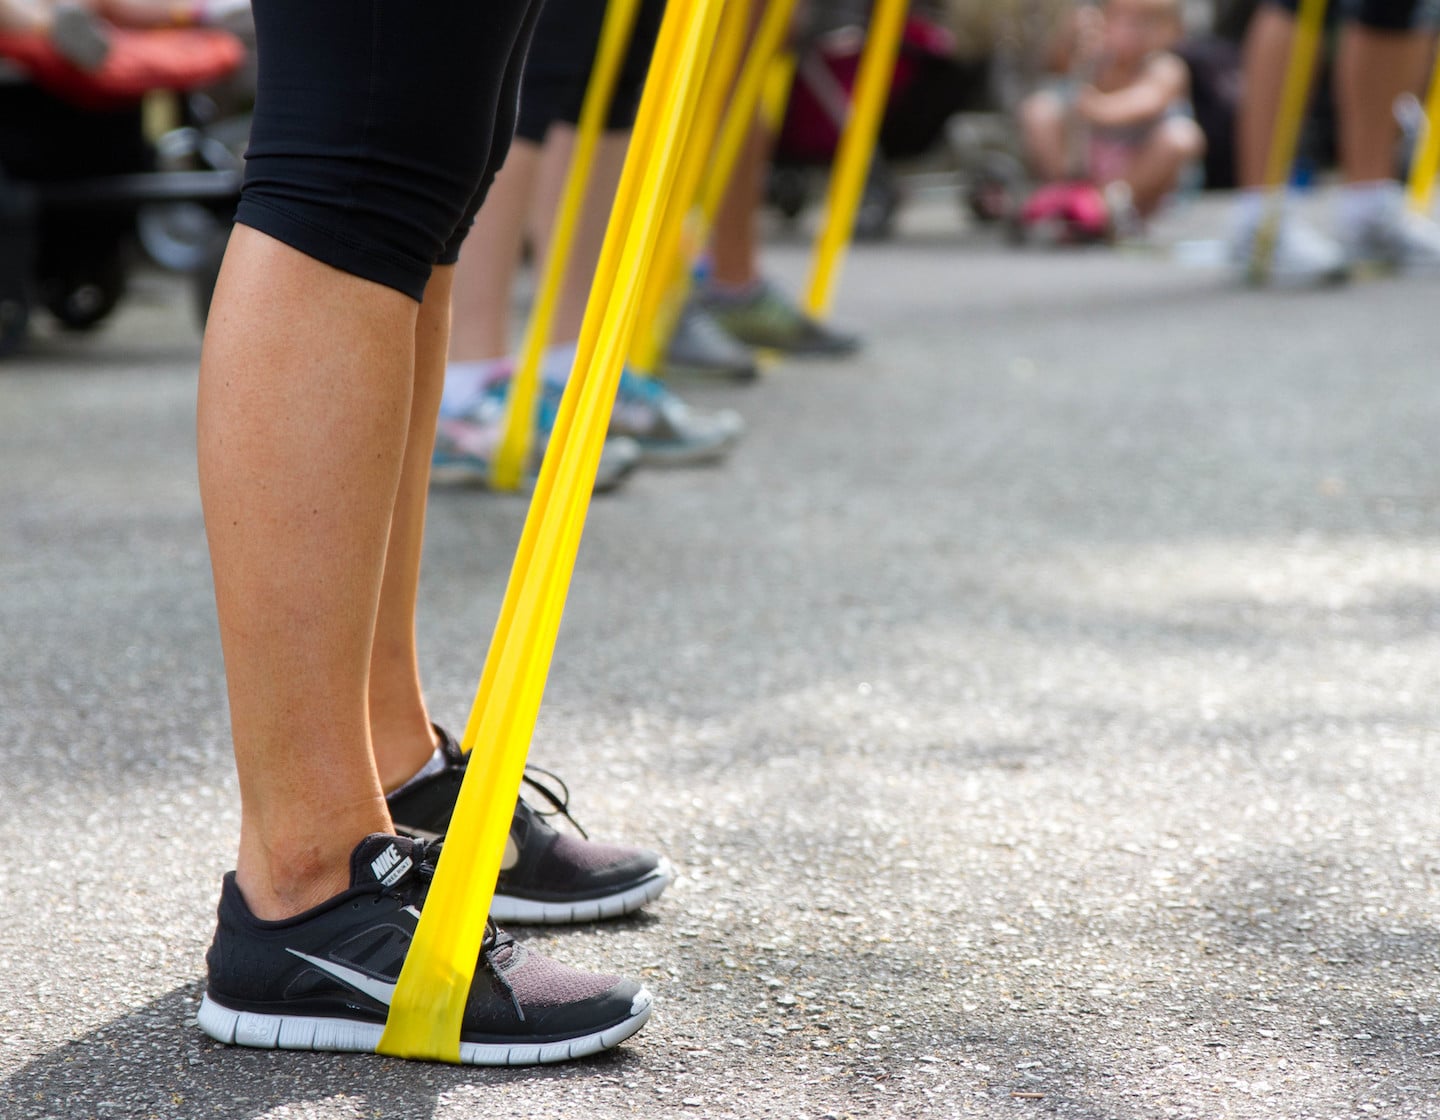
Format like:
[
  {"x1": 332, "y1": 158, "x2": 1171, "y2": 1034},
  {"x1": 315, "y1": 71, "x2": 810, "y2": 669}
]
[{"x1": 3, "y1": 195, "x2": 1439, "y2": 1120}]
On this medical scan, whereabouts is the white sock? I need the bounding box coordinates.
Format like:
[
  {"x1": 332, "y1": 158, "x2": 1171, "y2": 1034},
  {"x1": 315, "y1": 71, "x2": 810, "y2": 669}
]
[
  {"x1": 441, "y1": 358, "x2": 509, "y2": 418},
  {"x1": 1336, "y1": 180, "x2": 1401, "y2": 239},
  {"x1": 390, "y1": 746, "x2": 446, "y2": 798},
  {"x1": 541, "y1": 343, "x2": 579, "y2": 387}
]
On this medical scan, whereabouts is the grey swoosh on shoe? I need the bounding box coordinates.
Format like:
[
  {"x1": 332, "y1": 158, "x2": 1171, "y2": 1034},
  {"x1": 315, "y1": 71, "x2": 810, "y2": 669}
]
[{"x1": 287, "y1": 950, "x2": 397, "y2": 1006}]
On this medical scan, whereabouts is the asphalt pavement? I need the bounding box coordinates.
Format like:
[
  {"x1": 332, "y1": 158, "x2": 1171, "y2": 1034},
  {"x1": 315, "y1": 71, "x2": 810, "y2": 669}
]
[{"x1": 3, "y1": 195, "x2": 1439, "y2": 1119}]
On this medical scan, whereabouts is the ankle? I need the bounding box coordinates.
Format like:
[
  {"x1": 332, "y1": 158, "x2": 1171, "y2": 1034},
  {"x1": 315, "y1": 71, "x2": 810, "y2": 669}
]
[
  {"x1": 236, "y1": 839, "x2": 358, "y2": 921},
  {"x1": 704, "y1": 277, "x2": 764, "y2": 304},
  {"x1": 236, "y1": 799, "x2": 391, "y2": 920},
  {"x1": 371, "y1": 714, "x2": 440, "y2": 793}
]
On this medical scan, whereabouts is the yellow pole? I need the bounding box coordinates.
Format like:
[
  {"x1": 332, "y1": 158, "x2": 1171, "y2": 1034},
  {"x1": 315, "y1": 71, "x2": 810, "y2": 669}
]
[
  {"x1": 490, "y1": 0, "x2": 643, "y2": 491},
  {"x1": 1250, "y1": 0, "x2": 1328, "y2": 284},
  {"x1": 629, "y1": 0, "x2": 750, "y2": 374},
  {"x1": 801, "y1": 0, "x2": 907, "y2": 319},
  {"x1": 1407, "y1": 48, "x2": 1440, "y2": 214},
  {"x1": 628, "y1": 0, "x2": 802, "y2": 370},
  {"x1": 377, "y1": 0, "x2": 724, "y2": 1064},
  {"x1": 760, "y1": 47, "x2": 798, "y2": 136}
]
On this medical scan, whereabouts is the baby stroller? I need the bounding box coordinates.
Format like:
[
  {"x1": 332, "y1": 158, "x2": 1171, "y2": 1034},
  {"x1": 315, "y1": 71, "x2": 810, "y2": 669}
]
[
  {"x1": 0, "y1": 22, "x2": 247, "y2": 356},
  {"x1": 767, "y1": 0, "x2": 1059, "y2": 239}
]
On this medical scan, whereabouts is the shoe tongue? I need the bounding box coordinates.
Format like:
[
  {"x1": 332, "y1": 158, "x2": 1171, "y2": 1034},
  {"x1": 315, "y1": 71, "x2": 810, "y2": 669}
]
[
  {"x1": 432, "y1": 725, "x2": 465, "y2": 767},
  {"x1": 350, "y1": 834, "x2": 425, "y2": 890},
  {"x1": 485, "y1": 925, "x2": 518, "y2": 968}
]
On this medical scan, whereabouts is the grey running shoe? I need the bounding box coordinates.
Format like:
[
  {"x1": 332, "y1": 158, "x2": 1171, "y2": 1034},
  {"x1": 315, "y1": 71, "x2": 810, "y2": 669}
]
[
  {"x1": 1346, "y1": 199, "x2": 1440, "y2": 275},
  {"x1": 700, "y1": 281, "x2": 860, "y2": 356},
  {"x1": 607, "y1": 370, "x2": 744, "y2": 466},
  {"x1": 658, "y1": 303, "x2": 759, "y2": 381},
  {"x1": 388, "y1": 726, "x2": 674, "y2": 925},
  {"x1": 1232, "y1": 212, "x2": 1349, "y2": 288}
]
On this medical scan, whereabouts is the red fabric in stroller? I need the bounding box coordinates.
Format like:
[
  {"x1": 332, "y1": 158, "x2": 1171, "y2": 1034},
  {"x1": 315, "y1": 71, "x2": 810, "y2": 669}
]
[
  {"x1": 775, "y1": 14, "x2": 957, "y2": 165},
  {"x1": 0, "y1": 26, "x2": 243, "y2": 109}
]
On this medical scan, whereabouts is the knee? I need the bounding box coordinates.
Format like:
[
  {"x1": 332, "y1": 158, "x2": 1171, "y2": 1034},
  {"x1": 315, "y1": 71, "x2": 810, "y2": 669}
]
[
  {"x1": 1020, "y1": 92, "x2": 1065, "y2": 136},
  {"x1": 1157, "y1": 117, "x2": 1206, "y2": 163},
  {"x1": 1020, "y1": 93, "x2": 1068, "y2": 162}
]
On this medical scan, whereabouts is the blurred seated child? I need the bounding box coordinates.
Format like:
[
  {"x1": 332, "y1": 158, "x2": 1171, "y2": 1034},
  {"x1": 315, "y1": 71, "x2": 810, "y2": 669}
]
[{"x1": 1019, "y1": 0, "x2": 1205, "y2": 234}]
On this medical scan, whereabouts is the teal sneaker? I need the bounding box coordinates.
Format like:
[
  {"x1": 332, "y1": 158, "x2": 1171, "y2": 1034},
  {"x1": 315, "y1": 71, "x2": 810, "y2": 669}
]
[
  {"x1": 603, "y1": 370, "x2": 743, "y2": 466},
  {"x1": 431, "y1": 380, "x2": 641, "y2": 493}
]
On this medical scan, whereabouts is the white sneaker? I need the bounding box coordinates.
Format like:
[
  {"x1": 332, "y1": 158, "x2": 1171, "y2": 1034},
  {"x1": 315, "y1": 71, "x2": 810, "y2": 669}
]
[
  {"x1": 1231, "y1": 211, "x2": 1349, "y2": 288},
  {"x1": 1345, "y1": 198, "x2": 1440, "y2": 275}
]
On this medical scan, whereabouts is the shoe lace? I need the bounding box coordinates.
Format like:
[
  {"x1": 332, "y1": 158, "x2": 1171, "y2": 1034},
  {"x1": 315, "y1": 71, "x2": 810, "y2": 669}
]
[
  {"x1": 400, "y1": 839, "x2": 527, "y2": 1022},
  {"x1": 482, "y1": 920, "x2": 525, "y2": 1022},
  {"x1": 441, "y1": 738, "x2": 591, "y2": 840},
  {"x1": 520, "y1": 765, "x2": 591, "y2": 840}
]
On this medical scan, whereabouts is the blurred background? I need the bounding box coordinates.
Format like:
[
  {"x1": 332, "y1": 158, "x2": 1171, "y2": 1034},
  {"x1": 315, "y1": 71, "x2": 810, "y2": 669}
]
[{"x1": 0, "y1": 0, "x2": 1395, "y2": 359}]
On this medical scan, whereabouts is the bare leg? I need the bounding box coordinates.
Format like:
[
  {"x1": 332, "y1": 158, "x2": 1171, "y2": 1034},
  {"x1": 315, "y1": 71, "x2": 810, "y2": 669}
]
[
  {"x1": 449, "y1": 141, "x2": 543, "y2": 362},
  {"x1": 1019, "y1": 91, "x2": 1071, "y2": 183},
  {"x1": 1335, "y1": 22, "x2": 1432, "y2": 183},
  {"x1": 709, "y1": 120, "x2": 767, "y2": 289},
  {"x1": 528, "y1": 126, "x2": 631, "y2": 346},
  {"x1": 1121, "y1": 117, "x2": 1205, "y2": 216},
  {"x1": 369, "y1": 265, "x2": 456, "y2": 791},
  {"x1": 1237, "y1": 3, "x2": 1298, "y2": 189},
  {"x1": 198, "y1": 226, "x2": 416, "y2": 920}
]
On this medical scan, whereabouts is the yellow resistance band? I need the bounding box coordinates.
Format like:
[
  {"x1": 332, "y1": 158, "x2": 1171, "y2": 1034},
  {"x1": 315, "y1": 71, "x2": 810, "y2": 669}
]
[
  {"x1": 1251, "y1": 0, "x2": 1329, "y2": 285},
  {"x1": 760, "y1": 47, "x2": 799, "y2": 137},
  {"x1": 490, "y1": 0, "x2": 644, "y2": 492},
  {"x1": 801, "y1": 0, "x2": 908, "y2": 320},
  {"x1": 377, "y1": 0, "x2": 724, "y2": 1063},
  {"x1": 628, "y1": 0, "x2": 802, "y2": 372},
  {"x1": 1407, "y1": 48, "x2": 1440, "y2": 214},
  {"x1": 628, "y1": 0, "x2": 751, "y2": 374}
]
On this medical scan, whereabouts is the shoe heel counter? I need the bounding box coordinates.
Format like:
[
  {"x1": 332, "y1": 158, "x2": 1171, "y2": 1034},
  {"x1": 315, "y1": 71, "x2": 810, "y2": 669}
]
[{"x1": 203, "y1": 873, "x2": 251, "y2": 995}]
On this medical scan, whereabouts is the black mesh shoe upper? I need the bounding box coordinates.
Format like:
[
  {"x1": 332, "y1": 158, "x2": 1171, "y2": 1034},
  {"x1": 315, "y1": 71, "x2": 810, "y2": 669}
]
[
  {"x1": 386, "y1": 726, "x2": 665, "y2": 904},
  {"x1": 203, "y1": 834, "x2": 643, "y2": 1044}
]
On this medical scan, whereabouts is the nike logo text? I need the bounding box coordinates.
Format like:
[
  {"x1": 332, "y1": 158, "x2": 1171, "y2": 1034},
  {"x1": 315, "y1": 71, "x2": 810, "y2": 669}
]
[{"x1": 370, "y1": 844, "x2": 412, "y2": 887}]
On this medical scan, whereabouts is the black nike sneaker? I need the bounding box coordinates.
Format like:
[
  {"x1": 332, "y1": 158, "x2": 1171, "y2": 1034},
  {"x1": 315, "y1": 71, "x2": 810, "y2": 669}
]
[
  {"x1": 386, "y1": 726, "x2": 672, "y2": 925},
  {"x1": 198, "y1": 834, "x2": 653, "y2": 1065}
]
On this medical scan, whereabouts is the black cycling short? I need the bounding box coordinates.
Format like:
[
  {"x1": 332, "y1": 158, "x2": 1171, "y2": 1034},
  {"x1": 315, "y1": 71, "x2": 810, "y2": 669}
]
[
  {"x1": 1266, "y1": 0, "x2": 1440, "y2": 30},
  {"x1": 236, "y1": 0, "x2": 543, "y2": 302},
  {"x1": 516, "y1": 0, "x2": 665, "y2": 143}
]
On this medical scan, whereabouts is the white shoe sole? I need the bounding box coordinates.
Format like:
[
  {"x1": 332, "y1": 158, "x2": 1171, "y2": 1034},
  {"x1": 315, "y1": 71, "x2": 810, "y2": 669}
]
[
  {"x1": 632, "y1": 434, "x2": 742, "y2": 468},
  {"x1": 490, "y1": 862, "x2": 673, "y2": 925},
  {"x1": 197, "y1": 987, "x2": 653, "y2": 1066}
]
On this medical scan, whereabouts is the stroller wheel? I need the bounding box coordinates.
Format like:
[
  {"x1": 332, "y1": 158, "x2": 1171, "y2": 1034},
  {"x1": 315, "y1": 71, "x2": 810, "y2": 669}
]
[
  {"x1": 0, "y1": 293, "x2": 29, "y2": 358},
  {"x1": 1005, "y1": 209, "x2": 1028, "y2": 246},
  {"x1": 854, "y1": 162, "x2": 899, "y2": 242},
  {"x1": 138, "y1": 202, "x2": 227, "y2": 273},
  {"x1": 769, "y1": 166, "x2": 809, "y2": 223},
  {"x1": 967, "y1": 176, "x2": 1015, "y2": 225},
  {"x1": 44, "y1": 253, "x2": 127, "y2": 331}
]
